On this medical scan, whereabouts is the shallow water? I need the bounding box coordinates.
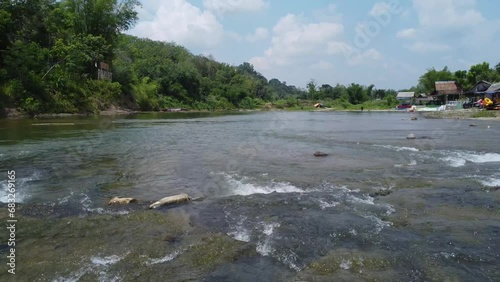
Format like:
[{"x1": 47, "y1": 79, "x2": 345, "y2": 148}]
[{"x1": 0, "y1": 111, "x2": 499, "y2": 281}]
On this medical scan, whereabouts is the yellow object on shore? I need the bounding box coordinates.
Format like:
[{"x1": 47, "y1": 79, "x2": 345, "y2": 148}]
[{"x1": 484, "y1": 98, "x2": 493, "y2": 106}]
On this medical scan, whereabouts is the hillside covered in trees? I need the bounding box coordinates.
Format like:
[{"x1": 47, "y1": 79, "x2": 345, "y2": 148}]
[
  {"x1": 1, "y1": 1, "x2": 498, "y2": 116},
  {"x1": 0, "y1": 0, "x2": 400, "y2": 116}
]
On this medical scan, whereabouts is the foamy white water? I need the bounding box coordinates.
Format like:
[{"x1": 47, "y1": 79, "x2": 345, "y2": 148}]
[
  {"x1": 256, "y1": 240, "x2": 273, "y2": 256},
  {"x1": 262, "y1": 222, "x2": 280, "y2": 236},
  {"x1": 91, "y1": 255, "x2": 124, "y2": 266},
  {"x1": 375, "y1": 145, "x2": 420, "y2": 152},
  {"x1": 441, "y1": 151, "x2": 500, "y2": 167},
  {"x1": 441, "y1": 156, "x2": 467, "y2": 167},
  {"x1": 147, "y1": 250, "x2": 182, "y2": 265},
  {"x1": 0, "y1": 172, "x2": 40, "y2": 203},
  {"x1": 479, "y1": 177, "x2": 500, "y2": 187},
  {"x1": 220, "y1": 173, "x2": 304, "y2": 196},
  {"x1": 80, "y1": 194, "x2": 129, "y2": 215},
  {"x1": 53, "y1": 254, "x2": 125, "y2": 282}
]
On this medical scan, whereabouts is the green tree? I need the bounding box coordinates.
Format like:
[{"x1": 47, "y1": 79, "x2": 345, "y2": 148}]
[
  {"x1": 307, "y1": 79, "x2": 317, "y2": 100},
  {"x1": 418, "y1": 66, "x2": 455, "y2": 93},
  {"x1": 467, "y1": 62, "x2": 499, "y2": 86}
]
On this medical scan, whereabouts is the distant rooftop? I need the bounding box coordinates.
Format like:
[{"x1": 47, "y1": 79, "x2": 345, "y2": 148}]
[
  {"x1": 396, "y1": 91, "x2": 415, "y2": 99},
  {"x1": 435, "y1": 81, "x2": 462, "y2": 95}
]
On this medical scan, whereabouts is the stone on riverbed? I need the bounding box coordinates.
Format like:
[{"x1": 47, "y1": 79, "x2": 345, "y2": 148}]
[
  {"x1": 149, "y1": 193, "x2": 191, "y2": 209},
  {"x1": 108, "y1": 197, "x2": 137, "y2": 205},
  {"x1": 314, "y1": 151, "x2": 328, "y2": 157}
]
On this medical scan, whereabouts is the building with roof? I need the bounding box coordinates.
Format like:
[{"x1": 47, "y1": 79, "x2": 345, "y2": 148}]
[
  {"x1": 433, "y1": 81, "x2": 462, "y2": 102},
  {"x1": 396, "y1": 91, "x2": 415, "y2": 100},
  {"x1": 465, "y1": 80, "x2": 491, "y2": 96}
]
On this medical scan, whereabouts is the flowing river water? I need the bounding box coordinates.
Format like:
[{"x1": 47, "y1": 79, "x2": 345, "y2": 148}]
[{"x1": 0, "y1": 111, "x2": 499, "y2": 281}]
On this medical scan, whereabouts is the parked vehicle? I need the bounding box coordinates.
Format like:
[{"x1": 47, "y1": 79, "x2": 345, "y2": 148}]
[
  {"x1": 396, "y1": 102, "x2": 412, "y2": 110},
  {"x1": 463, "y1": 98, "x2": 481, "y2": 109}
]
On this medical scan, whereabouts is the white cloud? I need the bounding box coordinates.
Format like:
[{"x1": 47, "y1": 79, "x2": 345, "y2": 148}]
[
  {"x1": 326, "y1": 42, "x2": 382, "y2": 65},
  {"x1": 408, "y1": 42, "x2": 450, "y2": 53},
  {"x1": 396, "y1": 28, "x2": 417, "y2": 39},
  {"x1": 248, "y1": 56, "x2": 270, "y2": 70},
  {"x1": 261, "y1": 13, "x2": 344, "y2": 66},
  {"x1": 326, "y1": 41, "x2": 353, "y2": 56},
  {"x1": 370, "y1": 1, "x2": 405, "y2": 17},
  {"x1": 203, "y1": 0, "x2": 267, "y2": 15},
  {"x1": 310, "y1": 61, "x2": 334, "y2": 70},
  {"x1": 245, "y1": 27, "x2": 269, "y2": 42},
  {"x1": 413, "y1": 0, "x2": 484, "y2": 28},
  {"x1": 398, "y1": 0, "x2": 488, "y2": 53},
  {"x1": 129, "y1": 0, "x2": 224, "y2": 48},
  {"x1": 370, "y1": 2, "x2": 392, "y2": 17},
  {"x1": 349, "y1": 49, "x2": 383, "y2": 66}
]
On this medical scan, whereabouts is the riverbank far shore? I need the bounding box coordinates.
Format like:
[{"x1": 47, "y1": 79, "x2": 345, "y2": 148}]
[
  {"x1": 2, "y1": 106, "x2": 500, "y2": 120},
  {"x1": 422, "y1": 109, "x2": 500, "y2": 120}
]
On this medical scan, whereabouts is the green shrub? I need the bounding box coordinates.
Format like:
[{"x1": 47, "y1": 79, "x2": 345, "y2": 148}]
[
  {"x1": 20, "y1": 97, "x2": 42, "y2": 116},
  {"x1": 132, "y1": 77, "x2": 160, "y2": 111},
  {"x1": 86, "y1": 80, "x2": 122, "y2": 109},
  {"x1": 471, "y1": 111, "x2": 496, "y2": 118}
]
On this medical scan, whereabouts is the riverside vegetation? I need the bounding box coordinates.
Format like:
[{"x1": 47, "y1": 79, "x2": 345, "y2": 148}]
[{"x1": 1, "y1": 0, "x2": 500, "y2": 117}]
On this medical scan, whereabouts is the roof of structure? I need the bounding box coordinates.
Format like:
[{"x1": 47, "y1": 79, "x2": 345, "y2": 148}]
[{"x1": 435, "y1": 81, "x2": 462, "y2": 95}]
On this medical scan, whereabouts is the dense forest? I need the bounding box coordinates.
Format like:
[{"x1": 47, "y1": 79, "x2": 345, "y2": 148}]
[{"x1": 0, "y1": 0, "x2": 499, "y2": 116}]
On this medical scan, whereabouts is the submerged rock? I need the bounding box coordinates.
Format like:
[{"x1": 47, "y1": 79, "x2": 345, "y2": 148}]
[
  {"x1": 314, "y1": 151, "x2": 328, "y2": 157},
  {"x1": 108, "y1": 197, "x2": 137, "y2": 205},
  {"x1": 369, "y1": 189, "x2": 393, "y2": 197},
  {"x1": 149, "y1": 193, "x2": 191, "y2": 209}
]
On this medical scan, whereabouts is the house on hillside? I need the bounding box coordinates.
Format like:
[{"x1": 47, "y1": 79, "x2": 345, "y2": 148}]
[
  {"x1": 465, "y1": 80, "x2": 491, "y2": 96},
  {"x1": 433, "y1": 81, "x2": 462, "y2": 102},
  {"x1": 484, "y1": 83, "x2": 500, "y2": 104},
  {"x1": 396, "y1": 91, "x2": 415, "y2": 101},
  {"x1": 97, "y1": 62, "x2": 112, "y2": 81},
  {"x1": 484, "y1": 82, "x2": 500, "y2": 95},
  {"x1": 414, "y1": 93, "x2": 432, "y2": 105}
]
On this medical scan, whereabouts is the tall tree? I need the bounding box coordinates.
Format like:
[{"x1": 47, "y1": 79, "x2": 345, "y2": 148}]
[
  {"x1": 467, "y1": 62, "x2": 499, "y2": 85},
  {"x1": 418, "y1": 66, "x2": 455, "y2": 93}
]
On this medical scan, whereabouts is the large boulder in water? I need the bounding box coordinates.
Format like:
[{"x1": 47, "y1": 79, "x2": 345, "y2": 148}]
[
  {"x1": 108, "y1": 197, "x2": 137, "y2": 205},
  {"x1": 406, "y1": 133, "x2": 416, "y2": 140},
  {"x1": 314, "y1": 151, "x2": 328, "y2": 157},
  {"x1": 149, "y1": 193, "x2": 191, "y2": 209}
]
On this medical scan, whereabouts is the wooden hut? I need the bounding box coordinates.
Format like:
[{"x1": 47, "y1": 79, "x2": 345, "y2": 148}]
[
  {"x1": 396, "y1": 91, "x2": 415, "y2": 101},
  {"x1": 433, "y1": 81, "x2": 462, "y2": 102}
]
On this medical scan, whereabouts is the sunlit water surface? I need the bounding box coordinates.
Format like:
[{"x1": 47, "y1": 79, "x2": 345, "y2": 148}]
[{"x1": 0, "y1": 111, "x2": 499, "y2": 281}]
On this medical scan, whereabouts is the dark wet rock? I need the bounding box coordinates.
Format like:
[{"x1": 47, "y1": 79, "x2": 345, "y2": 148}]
[
  {"x1": 370, "y1": 189, "x2": 393, "y2": 197},
  {"x1": 483, "y1": 186, "x2": 500, "y2": 192},
  {"x1": 192, "y1": 196, "x2": 206, "y2": 202},
  {"x1": 469, "y1": 124, "x2": 478, "y2": 127},
  {"x1": 314, "y1": 151, "x2": 328, "y2": 157},
  {"x1": 0, "y1": 244, "x2": 9, "y2": 255}
]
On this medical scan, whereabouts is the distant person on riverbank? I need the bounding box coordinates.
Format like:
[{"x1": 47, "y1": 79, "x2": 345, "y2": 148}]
[{"x1": 361, "y1": 106, "x2": 364, "y2": 111}]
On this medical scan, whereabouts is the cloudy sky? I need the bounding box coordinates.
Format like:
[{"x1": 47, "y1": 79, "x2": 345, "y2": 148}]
[{"x1": 127, "y1": 0, "x2": 500, "y2": 90}]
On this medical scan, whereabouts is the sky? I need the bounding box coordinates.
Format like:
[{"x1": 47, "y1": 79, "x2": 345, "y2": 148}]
[{"x1": 126, "y1": 0, "x2": 500, "y2": 90}]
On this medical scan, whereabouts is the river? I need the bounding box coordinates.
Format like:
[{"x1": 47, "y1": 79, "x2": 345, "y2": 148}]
[{"x1": 0, "y1": 111, "x2": 499, "y2": 281}]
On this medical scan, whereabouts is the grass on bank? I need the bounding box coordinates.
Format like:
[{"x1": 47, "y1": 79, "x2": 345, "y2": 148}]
[{"x1": 471, "y1": 110, "x2": 497, "y2": 118}]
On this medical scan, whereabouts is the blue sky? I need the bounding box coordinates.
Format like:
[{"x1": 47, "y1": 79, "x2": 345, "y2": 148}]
[{"x1": 127, "y1": 0, "x2": 500, "y2": 90}]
